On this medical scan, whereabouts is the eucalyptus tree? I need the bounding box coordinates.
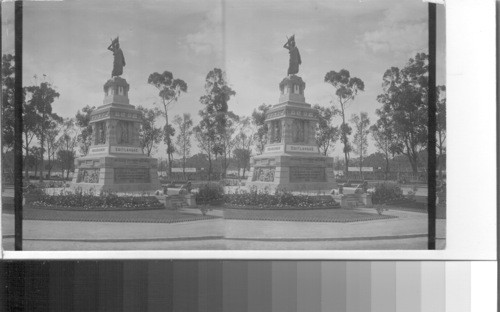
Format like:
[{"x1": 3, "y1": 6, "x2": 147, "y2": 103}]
[
  {"x1": 324, "y1": 69, "x2": 364, "y2": 178},
  {"x1": 148, "y1": 71, "x2": 187, "y2": 174},
  {"x1": 376, "y1": 53, "x2": 429, "y2": 174}
]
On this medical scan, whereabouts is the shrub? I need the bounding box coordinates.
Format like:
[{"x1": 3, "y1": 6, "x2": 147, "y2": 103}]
[
  {"x1": 24, "y1": 183, "x2": 45, "y2": 196},
  {"x1": 370, "y1": 183, "x2": 404, "y2": 204},
  {"x1": 195, "y1": 183, "x2": 225, "y2": 203}
]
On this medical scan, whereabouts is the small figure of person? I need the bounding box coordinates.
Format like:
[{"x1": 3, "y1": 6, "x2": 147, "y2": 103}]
[
  {"x1": 283, "y1": 35, "x2": 301, "y2": 76},
  {"x1": 108, "y1": 37, "x2": 126, "y2": 77},
  {"x1": 181, "y1": 180, "x2": 192, "y2": 194},
  {"x1": 362, "y1": 181, "x2": 368, "y2": 193}
]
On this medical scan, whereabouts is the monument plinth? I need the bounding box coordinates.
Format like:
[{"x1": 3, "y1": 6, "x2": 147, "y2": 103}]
[
  {"x1": 71, "y1": 76, "x2": 161, "y2": 193},
  {"x1": 246, "y1": 74, "x2": 337, "y2": 192}
]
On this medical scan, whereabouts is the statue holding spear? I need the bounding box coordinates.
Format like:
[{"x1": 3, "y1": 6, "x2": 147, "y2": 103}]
[
  {"x1": 283, "y1": 34, "x2": 301, "y2": 76},
  {"x1": 108, "y1": 36, "x2": 126, "y2": 77}
]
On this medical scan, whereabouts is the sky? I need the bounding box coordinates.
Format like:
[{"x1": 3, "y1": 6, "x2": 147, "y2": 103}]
[{"x1": 1, "y1": 0, "x2": 445, "y2": 158}]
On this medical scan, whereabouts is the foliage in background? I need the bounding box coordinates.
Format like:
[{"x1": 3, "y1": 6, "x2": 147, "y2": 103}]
[
  {"x1": 436, "y1": 85, "x2": 446, "y2": 181},
  {"x1": 137, "y1": 105, "x2": 164, "y2": 156},
  {"x1": 314, "y1": 104, "x2": 339, "y2": 156},
  {"x1": 173, "y1": 113, "x2": 194, "y2": 176},
  {"x1": 75, "y1": 105, "x2": 95, "y2": 156},
  {"x1": 56, "y1": 119, "x2": 78, "y2": 179},
  {"x1": 350, "y1": 112, "x2": 370, "y2": 179},
  {"x1": 1, "y1": 54, "x2": 15, "y2": 150},
  {"x1": 251, "y1": 104, "x2": 271, "y2": 155},
  {"x1": 370, "y1": 112, "x2": 402, "y2": 180}
]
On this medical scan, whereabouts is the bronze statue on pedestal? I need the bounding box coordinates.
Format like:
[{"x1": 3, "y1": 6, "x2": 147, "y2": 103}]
[
  {"x1": 284, "y1": 35, "x2": 301, "y2": 76},
  {"x1": 108, "y1": 37, "x2": 126, "y2": 77}
]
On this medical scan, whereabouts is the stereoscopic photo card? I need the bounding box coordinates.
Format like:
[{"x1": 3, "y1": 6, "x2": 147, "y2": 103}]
[{"x1": 0, "y1": 0, "x2": 496, "y2": 259}]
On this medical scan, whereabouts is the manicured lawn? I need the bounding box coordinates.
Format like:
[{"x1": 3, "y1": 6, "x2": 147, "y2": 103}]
[
  {"x1": 223, "y1": 208, "x2": 396, "y2": 223},
  {"x1": 18, "y1": 207, "x2": 218, "y2": 224}
]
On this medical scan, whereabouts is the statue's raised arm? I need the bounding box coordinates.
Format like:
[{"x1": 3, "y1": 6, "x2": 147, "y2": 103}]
[
  {"x1": 284, "y1": 35, "x2": 301, "y2": 76},
  {"x1": 108, "y1": 37, "x2": 126, "y2": 77}
]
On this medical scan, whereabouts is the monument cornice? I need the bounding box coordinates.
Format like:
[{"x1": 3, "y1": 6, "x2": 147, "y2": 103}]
[
  {"x1": 265, "y1": 105, "x2": 318, "y2": 121},
  {"x1": 90, "y1": 105, "x2": 142, "y2": 122}
]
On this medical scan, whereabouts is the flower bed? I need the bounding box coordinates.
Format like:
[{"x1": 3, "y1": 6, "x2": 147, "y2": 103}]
[
  {"x1": 29, "y1": 193, "x2": 164, "y2": 211},
  {"x1": 224, "y1": 191, "x2": 340, "y2": 210}
]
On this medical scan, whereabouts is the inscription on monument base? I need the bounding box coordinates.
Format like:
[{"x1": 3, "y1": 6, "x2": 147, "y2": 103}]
[
  {"x1": 290, "y1": 166, "x2": 325, "y2": 182},
  {"x1": 111, "y1": 146, "x2": 142, "y2": 154},
  {"x1": 89, "y1": 147, "x2": 109, "y2": 155},
  {"x1": 286, "y1": 145, "x2": 319, "y2": 153},
  {"x1": 264, "y1": 145, "x2": 284, "y2": 153},
  {"x1": 114, "y1": 167, "x2": 150, "y2": 183}
]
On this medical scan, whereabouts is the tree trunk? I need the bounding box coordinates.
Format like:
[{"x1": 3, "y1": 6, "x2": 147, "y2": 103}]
[
  {"x1": 161, "y1": 98, "x2": 173, "y2": 179},
  {"x1": 359, "y1": 154, "x2": 363, "y2": 181},
  {"x1": 24, "y1": 141, "x2": 30, "y2": 181},
  {"x1": 208, "y1": 155, "x2": 212, "y2": 181},
  {"x1": 39, "y1": 141, "x2": 44, "y2": 182},
  {"x1": 408, "y1": 154, "x2": 418, "y2": 174},
  {"x1": 340, "y1": 104, "x2": 349, "y2": 180},
  {"x1": 47, "y1": 153, "x2": 53, "y2": 179},
  {"x1": 437, "y1": 132, "x2": 443, "y2": 181},
  {"x1": 385, "y1": 151, "x2": 390, "y2": 181}
]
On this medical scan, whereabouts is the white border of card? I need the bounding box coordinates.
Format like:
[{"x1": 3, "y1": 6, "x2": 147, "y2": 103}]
[{"x1": 1, "y1": 0, "x2": 496, "y2": 259}]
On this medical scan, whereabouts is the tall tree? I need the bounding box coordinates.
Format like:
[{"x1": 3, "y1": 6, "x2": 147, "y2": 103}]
[
  {"x1": 220, "y1": 112, "x2": 239, "y2": 177},
  {"x1": 147, "y1": 71, "x2": 187, "y2": 175},
  {"x1": 173, "y1": 113, "x2": 193, "y2": 177},
  {"x1": 1, "y1": 54, "x2": 16, "y2": 150},
  {"x1": 45, "y1": 121, "x2": 62, "y2": 178},
  {"x1": 370, "y1": 112, "x2": 403, "y2": 180},
  {"x1": 137, "y1": 106, "x2": 163, "y2": 156},
  {"x1": 75, "y1": 105, "x2": 95, "y2": 156},
  {"x1": 25, "y1": 81, "x2": 62, "y2": 181},
  {"x1": 29, "y1": 146, "x2": 43, "y2": 179},
  {"x1": 194, "y1": 125, "x2": 215, "y2": 180},
  {"x1": 324, "y1": 69, "x2": 364, "y2": 179},
  {"x1": 57, "y1": 119, "x2": 78, "y2": 179},
  {"x1": 436, "y1": 85, "x2": 446, "y2": 181},
  {"x1": 251, "y1": 104, "x2": 271, "y2": 155},
  {"x1": 197, "y1": 68, "x2": 236, "y2": 179},
  {"x1": 22, "y1": 89, "x2": 38, "y2": 180},
  {"x1": 313, "y1": 104, "x2": 339, "y2": 156},
  {"x1": 350, "y1": 112, "x2": 370, "y2": 180},
  {"x1": 233, "y1": 117, "x2": 254, "y2": 179},
  {"x1": 1, "y1": 54, "x2": 16, "y2": 183},
  {"x1": 376, "y1": 53, "x2": 428, "y2": 173}
]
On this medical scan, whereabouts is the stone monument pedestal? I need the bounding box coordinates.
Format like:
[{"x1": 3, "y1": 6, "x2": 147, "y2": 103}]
[
  {"x1": 71, "y1": 77, "x2": 161, "y2": 193},
  {"x1": 246, "y1": 75, "x2": 337, "y2": 192}
]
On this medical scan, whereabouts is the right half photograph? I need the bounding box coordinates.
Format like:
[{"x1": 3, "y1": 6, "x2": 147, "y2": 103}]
[{"x1": 221, "y1": 0, "x2": 446, "y2": 250}]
